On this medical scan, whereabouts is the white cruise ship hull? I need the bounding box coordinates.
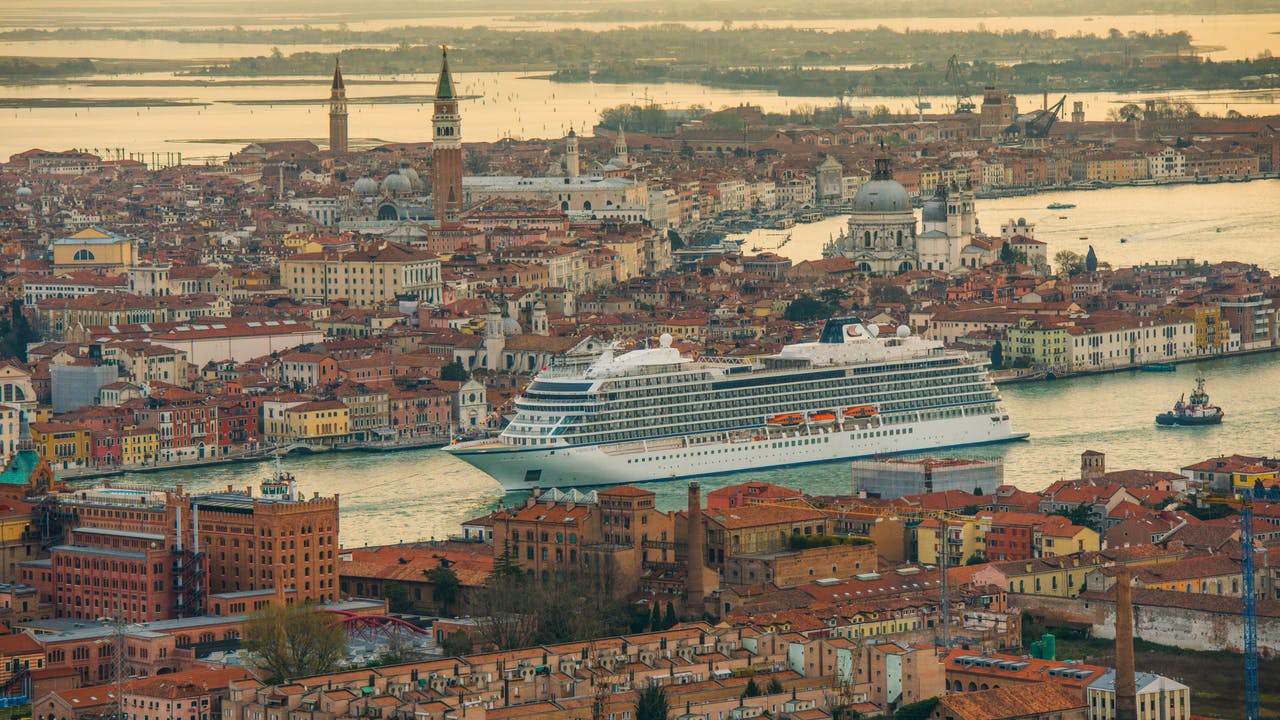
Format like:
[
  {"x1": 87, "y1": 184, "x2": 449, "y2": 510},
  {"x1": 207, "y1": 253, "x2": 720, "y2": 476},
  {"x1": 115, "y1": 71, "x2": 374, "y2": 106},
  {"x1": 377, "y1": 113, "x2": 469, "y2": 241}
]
[{"x1": 448, "y1": 411, "x2": 1025, "y2": 492}]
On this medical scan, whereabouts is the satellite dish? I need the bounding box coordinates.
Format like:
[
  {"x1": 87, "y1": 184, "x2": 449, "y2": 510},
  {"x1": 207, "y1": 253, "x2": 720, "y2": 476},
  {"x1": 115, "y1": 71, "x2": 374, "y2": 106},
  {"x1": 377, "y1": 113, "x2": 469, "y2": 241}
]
[
  {"x1": 867, "y1": 324, "x2": 880, "y2": 337},
  {"x1": 897, "y1": 325, "x2": 911, "y2": 338}
]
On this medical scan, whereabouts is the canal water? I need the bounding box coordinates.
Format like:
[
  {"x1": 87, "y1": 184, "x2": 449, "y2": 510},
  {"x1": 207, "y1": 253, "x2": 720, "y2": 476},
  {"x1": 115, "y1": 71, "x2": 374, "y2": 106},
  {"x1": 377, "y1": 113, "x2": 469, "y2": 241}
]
[{"x1": 97, "y1": 344, "x2": 1280, "y2": 548}]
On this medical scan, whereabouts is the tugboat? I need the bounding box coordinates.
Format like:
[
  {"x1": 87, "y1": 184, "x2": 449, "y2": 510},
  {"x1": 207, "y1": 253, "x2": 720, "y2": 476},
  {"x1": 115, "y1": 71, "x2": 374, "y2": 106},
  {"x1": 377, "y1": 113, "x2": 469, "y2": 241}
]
[
  {"x1": 1047, "y1": 202, "x2": 1077, "y2": 210},
  {"x1": 1156, "y1": 375, "x2": 1224, "y2": 426}
]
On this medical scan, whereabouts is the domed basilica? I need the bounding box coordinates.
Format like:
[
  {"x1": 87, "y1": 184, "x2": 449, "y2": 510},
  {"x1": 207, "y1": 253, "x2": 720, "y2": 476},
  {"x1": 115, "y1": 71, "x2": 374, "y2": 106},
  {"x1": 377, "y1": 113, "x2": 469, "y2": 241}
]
[{"x1": 823, "y1": 153, "x2": 918, "y2": 275}]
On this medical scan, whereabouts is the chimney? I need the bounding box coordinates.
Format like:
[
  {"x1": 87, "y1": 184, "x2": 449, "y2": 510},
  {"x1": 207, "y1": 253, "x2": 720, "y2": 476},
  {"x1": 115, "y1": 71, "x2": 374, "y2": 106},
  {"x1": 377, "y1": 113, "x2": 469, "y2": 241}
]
[
  {"x1": 1114, "y1": 568, "x2": 1137, "y2": 720},
  {"x1": 686, "y1": 481, "x2": 708, "y2": 614}
]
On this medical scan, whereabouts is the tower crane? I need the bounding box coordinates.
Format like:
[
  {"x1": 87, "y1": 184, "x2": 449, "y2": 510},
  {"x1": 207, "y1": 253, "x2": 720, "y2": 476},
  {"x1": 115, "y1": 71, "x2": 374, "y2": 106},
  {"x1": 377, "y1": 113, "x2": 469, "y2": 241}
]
[
  {"x1": 944, "y1": 55, "x2": 976, "y2": 114},
  {"x1": 1202, "y1": 491, "x2": 1260, "y2": 720}
]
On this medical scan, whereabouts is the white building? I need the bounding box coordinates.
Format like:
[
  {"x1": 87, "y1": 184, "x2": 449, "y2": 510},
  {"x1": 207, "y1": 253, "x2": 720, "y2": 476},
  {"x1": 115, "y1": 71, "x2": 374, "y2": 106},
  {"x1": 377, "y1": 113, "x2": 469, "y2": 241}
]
[
  {"x1": 1147, "y1": 147, "x2": 1187, "y2": 181},
  {"x1": 1067, "y1": 316, "x2": 1197, "y2": 372},
  {"x1": 287, "y1": 196, "x2": 342, "y2": 226},
  {"x1": 463, "y1": 176, "x2": 649, "y2": 221},
  {"x1": 146, "y1": 320, "x2": 325, "y2": 367},
  {"x1": 1087, "y1": 670, "x2": 1190, "y2": 720}
]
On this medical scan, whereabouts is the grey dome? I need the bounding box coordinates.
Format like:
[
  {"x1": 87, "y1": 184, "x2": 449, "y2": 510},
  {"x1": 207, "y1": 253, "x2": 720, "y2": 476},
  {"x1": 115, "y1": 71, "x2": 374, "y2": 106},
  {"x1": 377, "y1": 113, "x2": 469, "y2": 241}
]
[
  {"x1": 501, "y1": 315, "x2": 521, "y2": 336},
  {"x1": 15, "y1": 186, "x2": 32, "y2": 198},
  {"x1": 922, "y1": 196, "x2": 946, "y2": 223},
  {"x1": 353, "y1": 177, "x2": 378, "y2": 196},
  {"x1": 852, "y1": 179, "x2": 910, "y2": 214},
  {"x1": 397, "y1": 163, "x2": 422, "y2": 190},
  {"x1": 380, "y1": 172, "x2": 411, "y2": 194}
]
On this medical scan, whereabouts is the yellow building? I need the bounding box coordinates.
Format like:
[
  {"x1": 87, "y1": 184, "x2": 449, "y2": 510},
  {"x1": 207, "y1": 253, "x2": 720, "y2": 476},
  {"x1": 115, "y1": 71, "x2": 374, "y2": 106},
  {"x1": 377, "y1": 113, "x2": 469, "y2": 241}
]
[
  {"x1": 284, "y1": 400, "x2": 350, "y2": 442},
  {"x1": 1161, "y1": 304, "x2": 1230, "y2": 355},
  {"x1": 1037, "y1": 522, "x2": 1100, "y2": 558},
  {"x1": 120, "y1": 426, "x2": 160, "y2": 465},
  {"x1": 917, "y1": 516, "x2": 984, "y2": 567},
  {"x1": 51, "y1": 227, "x2": 137, "y2": 272},
  {"x1": 1231, "y1": 463, "x2": 1279, "y2": 490},
  {"x1": 1083, "y1": 153, "x2": 1150, "y2": 183},
  {"x1": 27, "y1": 422, "x2": 92, "y2": 467},
  {"x1": 1005, "y1": 317, "x2": 1069, "y2": 370},
  {"x1": 280, "y1": 241, "x2": 441, "y2": 308}
]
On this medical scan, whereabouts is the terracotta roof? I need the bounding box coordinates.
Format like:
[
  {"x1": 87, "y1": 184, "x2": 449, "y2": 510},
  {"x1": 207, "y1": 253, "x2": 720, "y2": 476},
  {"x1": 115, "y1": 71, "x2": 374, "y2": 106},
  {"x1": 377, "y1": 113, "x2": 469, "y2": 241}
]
[{"x1": 936, "y1": 682, "x2": 1084, "y2": 720}]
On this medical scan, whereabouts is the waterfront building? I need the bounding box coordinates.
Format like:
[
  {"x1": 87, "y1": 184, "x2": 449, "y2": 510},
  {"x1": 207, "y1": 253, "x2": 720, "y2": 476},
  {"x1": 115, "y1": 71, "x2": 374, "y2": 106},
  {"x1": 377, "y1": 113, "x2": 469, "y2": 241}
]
[
  {"x1": 280, "y1": 241, "x2": 442, "y2": 308},
  {"x1": 329, "y1": 58, "x2": 348, "y2": 155},
  {"x1": 851, "y1": 457, "x2": 1002, "y2": 499},
  {"x1": 193, "y1": 474, "x2": 340, "y2": 604},
  {"x1": 27, "y1": 422, "x2": 92, "y2": 470},
  {"x1": 432, "y1": 46, "x2": 463, "y2": 224},
  {"x1": 282, "y1": 400, "x2": 350, "y2": 444}
]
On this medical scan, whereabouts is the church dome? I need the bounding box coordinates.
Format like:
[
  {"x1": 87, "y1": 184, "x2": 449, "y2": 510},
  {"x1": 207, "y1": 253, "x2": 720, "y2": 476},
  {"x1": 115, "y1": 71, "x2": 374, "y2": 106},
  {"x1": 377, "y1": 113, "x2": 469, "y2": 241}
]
[
  {"x1": 852, "y1": 154, "x2": 909, "y2": 214},
  {"x1": 852, "y1": 179, "x2": 910, "y2": 214},
  {"x1": 15, "y1": 186, "x2": 32, "y2": 198},
  {"x1": 397, "y1": 163, "x2": 423, "y2": 191},
  {"x1": 381, "y1": 171, "x2": 412, "y2": 195},
  {"x1": 501, "y1": 315, "x2": 522, "y2": 336},
  {"x1": 353, "y1": 176, "x2": 378, "y2": 196},
  {"x1": 921, "y1": 196, "x2": 946, "y2": 223}
]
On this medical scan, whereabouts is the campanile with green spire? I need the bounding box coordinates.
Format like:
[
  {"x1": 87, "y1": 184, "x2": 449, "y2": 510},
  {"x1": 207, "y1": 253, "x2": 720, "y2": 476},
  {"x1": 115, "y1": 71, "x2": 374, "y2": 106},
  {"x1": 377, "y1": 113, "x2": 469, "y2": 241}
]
[{"x1": 432, "y1": 45, "x2": 463, "y2": 224}]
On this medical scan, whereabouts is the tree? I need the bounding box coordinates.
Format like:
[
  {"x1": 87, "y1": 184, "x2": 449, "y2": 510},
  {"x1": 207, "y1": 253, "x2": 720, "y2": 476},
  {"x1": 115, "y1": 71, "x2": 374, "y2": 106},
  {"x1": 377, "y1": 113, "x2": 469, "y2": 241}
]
[
  {"x1": 894, "y1": 698, "x2": 939, "y2": 720},
  {"x1": 679, "y1": 141, "x2": 694, "y2": 159},
  {"x1": 1050, "y1": 502, "x2": 1098, "y2": 532},
  {"x1": 440, "y1": 630, "x2": 473, "y2": 657},
  {"x1": 766, "y1": 678, "x2": 785, "y2": 695},
  {"x1": 650, "y1": 602, "x2": 662, "y2": 631},
  {"x1": 440, "y1": 359, "x2": 469, "y2": 382},
  {"x1": 635, "y1": 684, "x2": 669, "y2": 720},
  {"x1": 1085, "y1": 245, "x2": 1098, "y2": 273},
  {"x1": 243, "y1": 604, "x2": 346, "y2": 682},
  {"x1": 783, "y1": 296, "x2": 834, "y2": 322},
  {"x1": 427, "y1": 563, "x2": 461, "y2": 616},
  {"x1": 999, "y1": 242, "x2": 1026, "y2": 265},
  {"x1": 965, "y1": 552, "x2": 987, "y2": 565},
  {"x1": 1116, "y1": 103, "x2": 1142, "y2": 122},
  {"x1": 990, "y1": 340, "x2": 1004, "y2": 370},
  {"x1": 744, "y1": 678, "x2": 762, "y2": 697},
  {"x1": 384, "y1": 581, "x2": 413, "y2": 614},
  {"x1": 1054, "y1": 250, "x2": 1086, "y2": 277},
  {"x1": 663, "y1": 601, "x2": 677, "y2": 630},
  {"x1": 869, "y1": 283, "x2": 911, "y2": 307}
]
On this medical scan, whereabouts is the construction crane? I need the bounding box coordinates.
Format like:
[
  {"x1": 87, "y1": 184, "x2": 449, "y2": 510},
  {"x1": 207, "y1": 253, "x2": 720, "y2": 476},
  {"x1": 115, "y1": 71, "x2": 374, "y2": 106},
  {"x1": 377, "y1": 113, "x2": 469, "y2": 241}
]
[
  {"x1": 1203, "y1": 491, "x2": 1260, "y2": 720},
  {"x1": 944, "y1": 55, "x2": 976, "y2": 114},
  {"x1": 1020, "y1": 95, "x2": 1067, "y2": 138}
]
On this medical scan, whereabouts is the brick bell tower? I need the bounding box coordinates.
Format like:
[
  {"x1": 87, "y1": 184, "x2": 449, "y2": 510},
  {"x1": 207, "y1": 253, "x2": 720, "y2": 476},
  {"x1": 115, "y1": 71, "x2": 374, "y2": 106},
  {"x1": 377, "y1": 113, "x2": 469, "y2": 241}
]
[
  {"x1": 328, "y1": 57, "x2": 348, "y2": 155},
  {"x1": 432, "y1": 45, "x2": 463, "y2": 225}
]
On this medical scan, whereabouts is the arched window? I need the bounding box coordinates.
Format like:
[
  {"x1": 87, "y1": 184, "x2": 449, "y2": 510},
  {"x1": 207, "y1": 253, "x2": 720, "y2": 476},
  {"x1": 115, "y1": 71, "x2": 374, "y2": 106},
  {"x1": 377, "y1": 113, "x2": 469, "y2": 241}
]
[
  {"x1": 73, "y1": 249, "x2": 95, "y2": 262},
  {"x1": 896, "y1": 230, "x2": 903, "y2": 246},
  {"x1": 863, "y1": 231, "x2": 872, "y2": 248},
  {"x1": 583, "y1": 200, "x2": 592, "y2": 211}
]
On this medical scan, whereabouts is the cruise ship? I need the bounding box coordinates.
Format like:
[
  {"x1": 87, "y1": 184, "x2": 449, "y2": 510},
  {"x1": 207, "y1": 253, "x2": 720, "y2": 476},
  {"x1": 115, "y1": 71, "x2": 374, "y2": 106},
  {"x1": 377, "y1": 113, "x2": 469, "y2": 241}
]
[{"x1": 446, "y1": 317, "x2": 1026, "y2": 491}]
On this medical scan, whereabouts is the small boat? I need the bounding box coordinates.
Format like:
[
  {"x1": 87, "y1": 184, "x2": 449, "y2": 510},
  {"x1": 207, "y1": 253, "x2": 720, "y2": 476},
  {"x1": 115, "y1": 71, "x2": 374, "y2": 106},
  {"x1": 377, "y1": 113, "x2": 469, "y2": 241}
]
[
  {"x1": 1079, "y1": 236, "x2": 1089, "y2": 240},
  {"x1": 808, "y1": 410, "x2": 838, "y2": 427},
  {"x1": 1156, "y1": 375, "x2": 1224, "y2": 426},
  {"x1": 842, "y1": 404, "x2": 878, "y2": 419},
  {"x1": 1120, "y1": 238, "x2": 1128, "y2": 243},
  {"x1": 1141, "y1": 364, "x2": 1176, "y2": 372},
  {"x1": 767, "y1": 412, "x2": 805, "y2": 427},
  {"x1": 1059, "y1": 215, "x2": 1069, "y2": 219},
  {"x1": 1047, "y1": 202, "x2": 1077, "y2": 210}
]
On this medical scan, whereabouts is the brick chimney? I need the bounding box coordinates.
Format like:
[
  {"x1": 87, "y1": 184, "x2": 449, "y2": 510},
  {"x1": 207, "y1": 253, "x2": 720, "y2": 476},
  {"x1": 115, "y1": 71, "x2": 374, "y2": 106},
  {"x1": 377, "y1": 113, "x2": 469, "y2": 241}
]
[
  {"x1": 1114, "y1": 568, "x2": 1137, "y2": 720},
  {"x1": 686, "y1": 482, "x2": 707, "y2": 613}
]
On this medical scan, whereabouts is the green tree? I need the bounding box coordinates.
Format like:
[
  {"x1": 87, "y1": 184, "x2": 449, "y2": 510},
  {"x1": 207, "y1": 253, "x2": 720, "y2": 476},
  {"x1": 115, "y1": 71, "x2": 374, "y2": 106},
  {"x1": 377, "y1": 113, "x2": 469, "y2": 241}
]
[
  {"x1": 869, "y1": 283, "x2": 911, "y2": 307},
  {"x1": 427, "y1": 563, "x2": 461, "y2": 616},
  {"x1": 663, "y1": 601, "x2": 677, "y2": 630},
  {"x1": 990, "y1": 340, "x2": 1004, "y2": 370},
  {"x1": 894, "y1": 698, "x2": 939, "y2": 720},
  {"x1": 650, "y1": 602, "x2": 662, "y2": 631},
  {"x1": 440, "y1": 630, "x2": 473, "y2": 657},
  {"x1": 766, "y1": 678, "x2": 785, "y2": 694},
  {"x1": 384, "y1": 581, "x2": 413, "y2": 614},
  {"x1": 999, "y1": 242, "x2": 1026, "y2": 265},
  {"x1": 636, "y1": 684, "x2": 670, "y2": 720},
  {"x1": 1085, "y1": 245, "x2": 1098, "y2": 273},
  {"x1": 744, "y1": 678, "x2": 762, "y2": 697},
  {"x1": 441, "y1": 359, "x2": 469, "y2": 382},
  {"x1": 965, "y1": 552, "x2": 987, "y2": 565},
  {"x1": 679, "y1": 141, "x2": 694, "y2": 159},
  {"x1": 783, "y1": 296, "x2": 834, "y2": 322},
  {"x1": 1051, "y1": 502, "x2": 1098, "y2": 532},
  {"x1": 1054, "y1": 250, "x2": 1086, "y2": 277},
  {"x1": 243, "y1": 603, "x2": 346, "y2": 682}
]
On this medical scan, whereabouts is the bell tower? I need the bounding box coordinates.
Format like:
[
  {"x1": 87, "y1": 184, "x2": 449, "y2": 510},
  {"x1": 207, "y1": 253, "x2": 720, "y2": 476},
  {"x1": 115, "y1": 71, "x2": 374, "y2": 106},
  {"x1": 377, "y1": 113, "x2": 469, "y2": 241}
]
[
  {"x1": 565, "y1": 129, "x2": 580, "y2": 178},
  {"x1": 614, "y1": 125, "x2": 629, "y2": 166},
  {"x1": 432, "y1": 45, "x2": 463, "y2": 225},
  {"x1": 328, "y1": 57, "x2": 348, "y2": 155}
]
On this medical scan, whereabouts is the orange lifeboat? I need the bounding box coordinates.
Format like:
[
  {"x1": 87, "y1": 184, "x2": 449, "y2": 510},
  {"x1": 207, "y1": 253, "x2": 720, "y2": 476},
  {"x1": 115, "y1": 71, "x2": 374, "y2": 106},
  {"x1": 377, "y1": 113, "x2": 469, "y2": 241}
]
[
  {"x1": 809, "y1": 410, "x2": 837, "y2": 427},
  {"x1": 766, "y1": 412, "x2": 804, "y2": 427},
  {"x1": 843, "y1": 404, "x2": 878, "y2": 419}
]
